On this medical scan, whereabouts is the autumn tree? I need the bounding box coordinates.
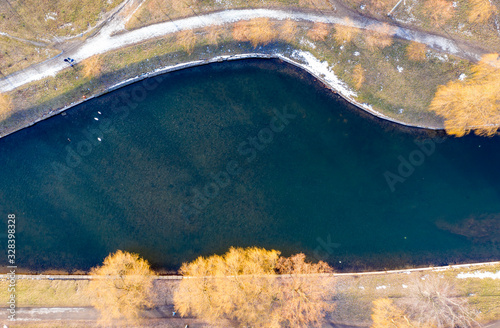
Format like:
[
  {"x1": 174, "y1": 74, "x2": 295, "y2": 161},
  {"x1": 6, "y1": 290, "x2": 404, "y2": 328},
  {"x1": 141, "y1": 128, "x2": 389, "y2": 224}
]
[
  {"x1": 82, "y1": 55, "x2": 102, "y2": 78},
  {"x1": 280, "y1": 19, "x2": 298, "y2": 43},
  {"x1": 307, "y1": 22, "x2": 330, "y2": 41},
  {"x1": 371, "y1": 298, "x2": 423, "y2": 328},
  {"x1": 177, "y1": 29, "x2": 197, "y2": 55},
  {"x1": 352, "y1": 64, "x2": 365, "y2": 90},
  {"x1": 406, "y1": 41, "x2": 427, "y2": 61},
  {"x1": 333, "y1": 18, "x2": 360, "y2": 44},
  {"x1": 424, "y1": 0, "x2": 454, "y2": 26},
  {"x1": 0, "y1": 93, "x2": 13, "y2": 121},
  {"x1": 400, "y1": 275, "x2": 479, "y2": 328},
  {"x1": 364, "y1": 23, "x2": 395, "y2": 51},
  {"x1": 87, "y1": 250, "x2": 156, "y2": 325},
  {"x1": 429, "y1": 53, "x2": 500, "y2": 136},
  {"x1": 174, "y1": 247, "x2": 335, "y2": 328},
  {"x1": 233, "y1": 18, "x2": 277, "y2": 48},
  {"x1": 273, "y1": 253, "x2": 334, "y2": 327},
  {"x1": 468, "y1": 0, "x2": 497, "y2": 23}
]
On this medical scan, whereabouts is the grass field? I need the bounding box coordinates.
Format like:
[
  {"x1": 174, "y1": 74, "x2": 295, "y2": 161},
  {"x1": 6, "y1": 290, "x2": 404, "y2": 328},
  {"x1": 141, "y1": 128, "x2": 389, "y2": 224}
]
[
  {"x1": 0, "y1": 0, "x2": 123, "y2": 40},
  {"x1": 340, "y1": 0, "x2": 500, "y2": 53}
]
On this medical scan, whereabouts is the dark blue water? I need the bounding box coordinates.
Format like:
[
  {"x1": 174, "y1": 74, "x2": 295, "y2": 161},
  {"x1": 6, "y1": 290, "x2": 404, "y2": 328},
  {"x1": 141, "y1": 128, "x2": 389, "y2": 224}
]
[{"x1": 0, "y1": 59, "x2": 499, "y2": 272}]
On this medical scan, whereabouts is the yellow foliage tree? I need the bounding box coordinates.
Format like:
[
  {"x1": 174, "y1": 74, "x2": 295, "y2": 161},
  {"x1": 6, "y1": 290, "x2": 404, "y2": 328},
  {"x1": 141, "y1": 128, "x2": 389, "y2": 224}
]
[
  {"x1": 307, "y1": 22, "x2": 330, "y2": 41},
  {"x1": 82, "y1": 55, "x2": 102, "y2": 79},
  {"x1": 280, "y1": 19, "x2": 298, "y2": 43},
  {"x1": 174, "y1": 247, "x2": 334, "y2": 328},
  {"x1": 0, "y1": 93, "x2": 13, "y2": 121},
  {"x1": 273, "y1": 253, "x2": 334, "y2": 328},
  {"x1": 424, "y1": 0, "x2": 454, "y2": 26},
  {"x1": 429, "y1": 53, "x2": 500, "y2": 137},
  {"x1": 177, "y1": 29, "x2": 197, "y2": 55},
  {"x1": 333, "y1": 18, "x2": 360, "y2": 44},
  {"x1": 468, "y1": 0, "x2": 497, "y2": 23},
  {"x1": 87, "y1": 250, "x2": 156, "y2": 325},
  {"x1": 233, "y1": 18, "x2": 277, "y2": 48},
  {"x1": 406, "y1": 41, "x2": 427, "y2": 61},
  {"x1": 365, "y1": 23, "x2": 395, "y2": 51},
  {"x1": 371, "y1": 298, "x2": 421, "y2": 328},
  {"x1": 352, "y1": 64, "x2": 365, "y2": 90}
]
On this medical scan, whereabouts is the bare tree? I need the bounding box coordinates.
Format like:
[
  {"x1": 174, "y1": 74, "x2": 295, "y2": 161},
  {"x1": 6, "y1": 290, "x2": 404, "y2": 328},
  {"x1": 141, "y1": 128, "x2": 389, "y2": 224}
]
[{"x1": 399, "y1": 275, "x2": 479, "y2": 328}]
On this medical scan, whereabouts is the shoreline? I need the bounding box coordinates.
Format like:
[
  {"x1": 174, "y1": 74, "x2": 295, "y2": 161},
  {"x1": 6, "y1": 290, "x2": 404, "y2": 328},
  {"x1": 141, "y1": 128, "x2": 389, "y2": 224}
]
[
  {"x1": 0, "y1": 52, "x2": 443, "y2": 140},
  {"x1": 1, "y1": 261, "x2": 498, "y2": 280}
]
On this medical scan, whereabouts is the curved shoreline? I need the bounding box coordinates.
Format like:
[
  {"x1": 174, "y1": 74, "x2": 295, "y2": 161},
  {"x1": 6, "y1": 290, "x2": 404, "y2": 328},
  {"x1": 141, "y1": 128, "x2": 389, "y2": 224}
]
[{"x1": 0, "y1": 52, "x2": 443, "y2": 140}]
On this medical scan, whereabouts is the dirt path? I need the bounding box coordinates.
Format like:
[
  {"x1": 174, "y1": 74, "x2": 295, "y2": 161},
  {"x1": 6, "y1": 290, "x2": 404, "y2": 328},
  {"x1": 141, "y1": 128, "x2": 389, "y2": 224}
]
[
  {"x1": 3, "y1": 306, "x2": 368, "y2": 327},
  {"x1": 0, "y1": 5, "x2": 490, "y2": 93}
]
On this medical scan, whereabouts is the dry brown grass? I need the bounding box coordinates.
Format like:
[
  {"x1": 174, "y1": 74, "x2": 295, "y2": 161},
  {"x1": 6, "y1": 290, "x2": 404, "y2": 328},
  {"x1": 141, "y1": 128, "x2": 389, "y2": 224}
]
[
  {"x1": 468, "y1": 0, "x2": 498, "y2": 23},
  {"x1": 364, "y1": 23, "x2": 395, "y2": 51},
  {"x1": 0, "y1": 0, "x2": 122, "y2": 40},
  {"x1": 0, "y1": 93, "x2": 13, "y2": 121},
  {"x1": 307, "y1": 22, "x2": 330, "y2": 41},
  {"x1": 333, "y1": 18, "x2": 360, "y2": 44},
  {"x1": 429, "y1": 53, "x2": 500, "y2": 137},
  {"x1": 368, "y1": 0, "x2": 394, "y2": 12},
  {"x1": 233, "y1": 18, "x2": 277, "y2": 47},
  {"x1": 406, "y1": 41, "x2": 427, "y2": 61},
  {"x1": 82, "y1": 55, "x2": 103, "y2": 78},
  {"x1": 371, "y1": 298, "x2": 425, "y2": 328},
  {"x1": 352, "y1": 64, "x2": 365, "y2": 90},
  {"x1": 299, "y1": 0, "x2": 332, "y2": 10},
  {"x1": 280, "y1": 19, "x2": 298, "y2": 43},
  {"x1": 424, "y1": 0, "x2": 454, "y2": 26},
  {"x1": 205, "y1": 24, "x2": 224, "y2": 46},
  {"x1": 176, "y1": 29, "x2": 197, "y2": 54}
]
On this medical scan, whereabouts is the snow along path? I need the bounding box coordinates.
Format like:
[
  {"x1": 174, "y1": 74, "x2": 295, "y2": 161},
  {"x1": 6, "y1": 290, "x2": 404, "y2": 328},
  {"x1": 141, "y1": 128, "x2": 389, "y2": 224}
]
[{"x1": 0, "y1": 8, "x2": 487, "y2": 92}]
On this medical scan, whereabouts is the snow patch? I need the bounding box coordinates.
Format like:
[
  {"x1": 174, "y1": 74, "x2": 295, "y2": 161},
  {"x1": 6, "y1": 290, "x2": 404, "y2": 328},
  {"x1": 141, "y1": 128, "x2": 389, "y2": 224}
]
[
  {"x1": 299, "y1": 38, "x2": 316, "y2": 49},
  {"x1": 45, "y1": 12, "x2": 57, "y2": 21},
  {"x1": 397, "y1": 66, "x2": 404, "y2": 73},
  {"x1": 459, "y1": 73, "x2": 467, "y2": 81},
  {"x1": 290, "y1": 50, "x2": 356, "y2": 98},
  {"x1": 457, "y1": 271, "x2": 500, "y2": 280}
]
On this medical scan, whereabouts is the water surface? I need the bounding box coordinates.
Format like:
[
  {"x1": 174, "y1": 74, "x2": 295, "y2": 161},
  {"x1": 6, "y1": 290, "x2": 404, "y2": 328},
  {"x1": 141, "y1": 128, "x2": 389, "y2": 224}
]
[{"x1": 1, "y1": 59, "x2": 499, "y2": 272}]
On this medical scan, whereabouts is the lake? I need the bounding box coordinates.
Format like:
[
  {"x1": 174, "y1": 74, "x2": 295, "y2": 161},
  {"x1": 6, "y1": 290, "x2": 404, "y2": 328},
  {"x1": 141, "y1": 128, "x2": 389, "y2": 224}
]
[{"x1": 1, "y1": 59, "x2": 499, "y2": 272}]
